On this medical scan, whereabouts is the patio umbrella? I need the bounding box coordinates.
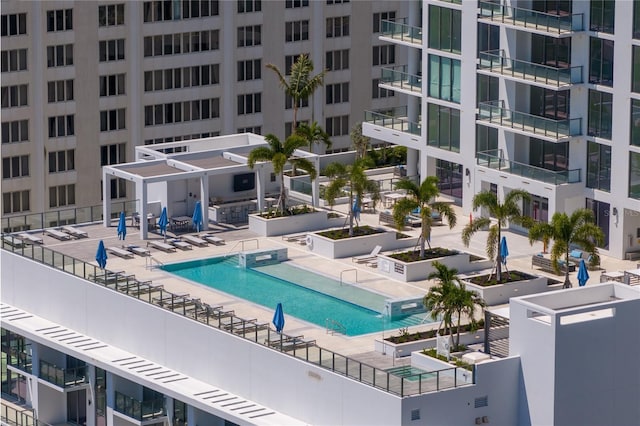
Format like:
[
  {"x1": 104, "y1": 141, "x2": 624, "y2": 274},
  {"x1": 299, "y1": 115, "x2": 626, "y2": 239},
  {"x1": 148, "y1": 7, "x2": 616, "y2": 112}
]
[
  {"x1": 117, "y1": 212, "x2": 127, "y2": 240},
  {"x1": 500, "y1": 236, "x2": 509, "y2": 266},
  {"x1": 273, "y1": 302, "x2": 285, "y2": 333},
  {"x1": 192, "y1": 201, "x2": 203, "y2": 232},
  {"x1": 577, "y1": 259, "x2": 590, "y2": 287},
  {"x1": 158, "y1": 207, "x2": 168, "y2": 238},
  {"x1": 352, "y1": 199, "x2": 361, "y2": 221},
  {"x1": 95, "y1": 240, "x2": 107, "y2": 269}
]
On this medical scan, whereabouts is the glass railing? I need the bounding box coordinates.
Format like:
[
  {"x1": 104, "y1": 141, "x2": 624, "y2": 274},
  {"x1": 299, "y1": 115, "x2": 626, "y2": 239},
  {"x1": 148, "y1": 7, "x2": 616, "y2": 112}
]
[
  {"x1": 114, "y1": 391, "x2": 166, "y2": 421},
  {"x1": 477, "y1": 101, "x2": 581, "y2": 139},
  {"x1": 0, "y1": 240, "x2": 475, "y2": 397},
  {"x1": 39, "y1": 360, "x2": 87, "y2": 388},
  {"x1": 6, "y1": 344, "x2": 32, "y2": 374},
  {"x1": 478, "y1": 50, "x2": 582, "y2": 86},
  {"x1": 476, "y1": 150, "x2": 581, "y2": 185},
  {"x1": 381, "y1": 66, "x2": 422, "y2": 93},
  {"x1": 0, "y1": 404, "x2": 46, "y2": 426},
  {"x1": 479, "y1": 1, "x2": 584, "y2": 34},
  {"x1": 364, "y1": 108, "x2": 421, "y2": 137},
  {"x1": 291, "y1": 177, "x2": 312, "y2": 195},
  {"x1": 380, "y1": 19, "x2": 422, "y2": 44}
]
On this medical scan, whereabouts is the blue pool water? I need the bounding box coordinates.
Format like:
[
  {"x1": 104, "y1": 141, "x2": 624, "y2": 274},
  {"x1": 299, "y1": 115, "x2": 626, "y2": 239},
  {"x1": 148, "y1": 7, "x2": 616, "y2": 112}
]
[{"x1": 162, "y1": 256, "x2": 432, "y2": 336}]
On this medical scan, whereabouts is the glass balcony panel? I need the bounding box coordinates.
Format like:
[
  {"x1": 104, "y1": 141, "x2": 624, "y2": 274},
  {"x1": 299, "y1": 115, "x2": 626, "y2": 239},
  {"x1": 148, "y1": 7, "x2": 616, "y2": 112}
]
[
  {"x1": 380, "y1": 19, "x2": 422, "y2": 45},
  {"x1": 114, "y1": 391, "x2": 166, "y2": 421},
  {"x1": 478, "y1": 1, "x2": 584, "y2": 34},
  {"x1": 39, "y1": 360, "x2": 87, "y2": 387},
  {"x1": 364, "y1": 107, "x2": 421, "y2": 137},
  {"x1": 476, "y1": 150, "x2": 580, "y2": 185},
  {"x1": 478, "y1": 50, "x2": 582, "y2": 86},
  {"x1": 380, "y1": 66, "x2": 422, "y2": 93}
]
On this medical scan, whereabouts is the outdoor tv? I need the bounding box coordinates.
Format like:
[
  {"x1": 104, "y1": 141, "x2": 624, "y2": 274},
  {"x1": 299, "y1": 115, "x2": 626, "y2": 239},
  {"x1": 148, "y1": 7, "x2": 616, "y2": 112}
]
[{"x1": 233, "y1": 173, "x2": 255, "y2": 192}]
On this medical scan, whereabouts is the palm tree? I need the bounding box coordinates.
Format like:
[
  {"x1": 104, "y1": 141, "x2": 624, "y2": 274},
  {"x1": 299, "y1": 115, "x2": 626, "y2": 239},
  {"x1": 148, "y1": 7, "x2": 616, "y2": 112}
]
[
  {"x1": 424, "y1": 262, "x2": 460, "y2": 340},
  {"x1": 392, "y1": 176, "x2": 457, "y2": 258},
  {"x1": 267, "y1": 54, "x2": 326, "y2": 132},
  {"x1": 247, "y1": 134, "x2": 317, "y2": 214},
  {"x1": 449, "y1": 282, "x2": 485, "y2": 348},
  {"x1": 296, "y1": 121, "x2": 331, "y2": 154},
  {"x1": 461, "y1": 189, "x2": 531, "y2": 283},
  {"x1": 528, "y1": 209, "x2": 604, "y2": 288},
  {"x1": 323, "y1": 158, "x2": 381, "y2": 237},
  {"x1": 350, "y1": 123, "x2": 370, "y2": 159}
]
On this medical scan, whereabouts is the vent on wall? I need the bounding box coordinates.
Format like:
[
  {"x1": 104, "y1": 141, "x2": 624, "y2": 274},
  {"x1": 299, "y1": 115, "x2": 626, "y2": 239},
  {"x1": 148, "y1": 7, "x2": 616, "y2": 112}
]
[
  {"x1": 474, "y1": 395, "x2": 488, "y2": 408},
  {"x1": 410, "y1": 409, "x2": 420, "y2": 420}
]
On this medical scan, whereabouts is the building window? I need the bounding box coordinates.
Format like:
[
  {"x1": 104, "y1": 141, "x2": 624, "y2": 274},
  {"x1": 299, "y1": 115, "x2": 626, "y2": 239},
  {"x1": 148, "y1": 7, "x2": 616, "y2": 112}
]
[
  {"x1": 428, "y1": 103, "x2": 460, "y2": 152},
  {"x1": 108, "y1": 179, "x2": 127, "y2": 199},
  {"x1": 49, "y1": 184, "x2": 76, "y2": 208},
  {"x1": 326, "y1": 0, "x2": 349, "y2": 4},
  {"x1": 585, "y1": 198, "x2": 610, "y2": 249},
  {"x1": 286, "y1": 20, "x2": 309, "y2": 42},
  {"x1": 587, "y1": 141, "x2": 611, "y2": 191},
  {"x1": 238, "y1": 25, "x2": 262, "y2": 47},
  {"x1": 238, "y1": 126, "x2": 262, "y2": 135},
  {"x1": 285, "y1": 94, "x2": 308, "y2": 110},
  {"x1": 46, "y1": 44, "x2": 73, "y2": 67},
  {"x1": 428, "y1": 5, "x2": 461, "y2": 54},
  {"x1": 2, "y1": 155, "x2": 29, "y2": 179},
  {"x1": 587, "y1": 90, "x2": 613, "y2": 139},
  {"x1": 99, "y1": 39, "x2": 125, "y2": 62},
  {"x1": 326, "y1": 49, "x2": 349, "y2": 71},
  {"x1": 182, "y1": 0, "x2": 219, "y2": 19},
  {"x1": 47, "y1": 80, "x2": 73, "y2": 103},
  {"x1": 1, "y1": 84, "x2": 28, "y2": 108},
  {"x1": 237, "y1": 59, "x2": 261, "y2": 81},
  {"x1": 99, "y1": 74, "x2": 125, "y2": 97},
  {"x1": 531, "y1": 34, "x2": 571, "y2": 67},
  {"x1": 372, "y1": 45, "x2": 395, "y2": 66},
  {"x1": 144, "y1": 99, "x2": 220, "y2": 126},
  {"x1": 47, "y1": 9, "x2": 73, "y2": 32},
  {"x1": 478, "y1": 23, "x2": 499, "y2": 54},
  {"x1": 429, "y1": 55, "x2": 461, "y2": 103},
  {"x1": 48, "y1": 149, "x2": 74, "y2": 173},
  {"x1": 589, "y1": 37, "x2": 614, "y2": 86},
  {"x1": 100, "y1": 108, "x2": 126, "y2": 132},
  {"x1": 99, "y1": 4, "x2": 125, "y2": 26},
  {"x1": 632, "y1": 99, "x2": 640, "y2": 146},
  {"x1": 372, "y1": 78, "x2": 394, "y2": 99},
  {"x1": 477, "y1": 74, "x2": 498, "y2": 105},
  {"x1": 326, "y1": 16, "x2": 349, "y2": 38},
  {"x1": 1, "y1": 49, "x2": 27, "y2": 72},
  {"x1": 285, "y1": 53, "x2": 308, "y2": 75},
  {"x1": 143, "y1": 0, "x2": 219, "y2": 22},
  {"x1": 530, "y1": 86, "x2": 569, "y2": 120},
  {"x1": 1, "y1": 120, "x2": 29, "y2": 144},
  {"x1": 144, "y1": 30, "x2": 219, "y2": 56},
  {"x1": 589, "y1": 0, "x2": 615, "y2": 34},
  {"x1": 1, "y1": 13, "x2": 27, "y2": 36},
  {"x1": 144, "y1": 65, "x2": 219, "y2": 91},
  {"x1": 325, "y1": 82, "x2": 349, "y2": 105},
  {"x1": 285, "y1": 0, "x2": 308, "y2": 8},
  {"x1": 529, "y1": 138, "x2": 568, "y2": 171},
  {"x1": 475, "y1": 125, "x2": 498, "y2": 154},
  {"x1": 2, "y1": 190, "x2": 29, "y2": 214},
  {"x1": 435, "y1": 159, "x2": 463, "y2": 200},
  {"x1": 633, "y1": 46, "x2": 640, "y2": 93},
  {"x1": 238, "y1": 0, "x2": 261, "y2": 13},
  {"x1": 48, "y1": 115, "x2": 74, "y2": 138},
  {"x1": 635, "y1": 0, "x2": 640, "y2": 39},
  {"x1": 630, "y1": 152, "x2": 640, "y2": 199},
  {"x1": 325, "y1": 115, "x2": 349, "y2": 136},
  {"x1": 373, "y1": 12, "x2": 395, "y2": 33},
  {"x1": 100, "y1": 143, "x2": 126, "y2": 166},
  {"x1": 237, "y1": 93, "x2": 262, "y2": 115}
]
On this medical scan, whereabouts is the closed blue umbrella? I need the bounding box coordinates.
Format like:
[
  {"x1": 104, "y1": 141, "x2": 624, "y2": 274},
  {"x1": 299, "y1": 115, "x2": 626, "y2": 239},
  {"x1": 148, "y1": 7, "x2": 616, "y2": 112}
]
[
  {"x1": 117, "y1": 212, "x2": 127, "y2": 240},
  {"x1": 352, "y1": 199, "x2": 361, "y2": 221},
  {"x1": 577, "y1": 259, "x2": 590, "y2": 287},
  {"x1": 158, "y1": 207, "x2": 168, "y2": 237},
  {"x1": 500, "y1": 236, "x2": 509, "y2": 265},
  {"x1": 192, "y1": 201, "x2": 203, "y2": 232},
  {"x1": 95, "y1": 240, "x2": 107, "y2": 269},
  {"x1": 273, "y1": 302, "x2": 285, "y2": 333}
]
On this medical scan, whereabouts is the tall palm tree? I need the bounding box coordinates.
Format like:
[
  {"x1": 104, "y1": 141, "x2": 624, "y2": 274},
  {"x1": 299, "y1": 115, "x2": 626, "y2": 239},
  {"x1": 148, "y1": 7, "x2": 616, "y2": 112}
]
[
  {"x1": 392, "y1": 176, "x2": 457, "y2": 258},
  {"x1": 528, "y1": 209, "x2": 604, "y2": 288},
  {"x1": 424, "y1": 261, "x2": 459, "y2": 340},
  {"x1": 323, "y1": 158, "x2": 380, "y2": 237},
  {"x1": 350, "y1": 123, "x2": 370, "y2": 159},
  {"x1": 449, "y1": 282, "x2": 485, "y2": 348},
  {"x1": 296, "y1": 121, "x2": 331, "y2": 154},
  {"x1": 462, "y1": 189, "x2": 531, "y2": 283},
  {"x1": 247, "y1": 134, "x2": 317, "y2": 214},
  {"x1": 267, "y1": 54, "x2": 326, "y2": 132}
]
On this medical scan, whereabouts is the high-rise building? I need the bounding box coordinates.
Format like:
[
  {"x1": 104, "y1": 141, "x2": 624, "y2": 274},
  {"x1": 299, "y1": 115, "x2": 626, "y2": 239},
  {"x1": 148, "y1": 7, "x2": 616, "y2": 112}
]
[
  {"x1": 364, "y1": 0, "x2": 640, "y2": 260},
  {"x1": 1, "y1": 0, "x2": 407, "y2": 224}
]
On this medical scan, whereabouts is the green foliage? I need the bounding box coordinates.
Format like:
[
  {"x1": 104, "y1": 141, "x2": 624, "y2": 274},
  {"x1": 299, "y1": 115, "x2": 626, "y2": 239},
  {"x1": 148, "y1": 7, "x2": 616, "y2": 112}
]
[
  {"x1": 386, "y1": 319, "x2": 485, "y2": 343},
  {"x1": 256, "y1": 204, "x2": 315, "y2": 219},
  {"x1": 388, "y1": 248, "x2": 459, "y2": 262},
  {"x1": 467, "y1": 270, "x2": 533, "y2": 287},
  {"x1": 316, "y1": 226, "x2": 383, "y2": 240},
  {"x1": 350, "y1": 123, "x2": 370, "y2": 159}
]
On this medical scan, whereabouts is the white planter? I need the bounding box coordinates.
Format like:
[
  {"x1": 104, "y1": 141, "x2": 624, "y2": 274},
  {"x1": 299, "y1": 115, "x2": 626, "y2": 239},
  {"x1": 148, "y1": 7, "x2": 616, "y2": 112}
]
[
  {"x1": 376, "y1": 251, "x2": 492, "y2": 282},
  {"x1": 249, "y1": 210, "x2": 333, "y2": 237},
  {"x1": 461, "y1": 272, "x2": 549, "y2": 305},
  {"x1": 306, "y1": 229, "x2": 418, "y2": 259},
  {"x1": 374, "y1": 329, "x2": 486, "y2": 356}
]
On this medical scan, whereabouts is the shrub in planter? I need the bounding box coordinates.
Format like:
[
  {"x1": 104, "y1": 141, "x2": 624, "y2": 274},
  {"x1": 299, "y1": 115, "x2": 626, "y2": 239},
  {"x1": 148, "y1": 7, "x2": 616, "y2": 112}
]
[
  {"x1": 384, "y1": 319, "x2": 484, "y2": 344},
  {"x1": 317, "y1": 225, "x2": 384, "y2": 240},
  {"x1": 422, "y1": 348, "x2": 473, "y2": 371},
  {"x1": 256, "y1": 204, "x2": 315, "y2": 219},
  {"x1": 467, "y1": 270, "x2": 535, "y2": 287},
  {"x1": 388, "y1": 248, "x2": 459, "y2": 263}
]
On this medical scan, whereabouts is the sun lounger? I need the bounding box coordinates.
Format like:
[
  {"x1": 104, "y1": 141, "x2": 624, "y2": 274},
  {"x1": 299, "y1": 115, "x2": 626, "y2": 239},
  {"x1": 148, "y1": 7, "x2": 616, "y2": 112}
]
[
  {"x1": 181, "y1": 235, "x2": 208, "y2": 247},
  {"x1": 201, "y1": 234, "x2": 225, "y2": 245},
  {"x1": 62, "y1": 225, "x2": 88, "y2": 238},
  {"x1": 45, "y1": 229, "x2": 72, "y2": 240},
  {"x1": 126, "y1": 245, "x2": 150, "y2": 257},
  {"x1": 147, "y1": 240, "x2": 177, "y2": 253},
  {"x1": 3, "y1": 235, "x2": 25, "y2": 248},
  {"x1": 283, "y1": 233, "x2": 308, "y2": 244},
  {"x1": 107, "y1": 246, "x2": 134, "y2": 259},
  {"x1": 352, "y1": 245, "x2": 382, "y2": 264},
  {"x1": 17, "y1": 233, "x2": 43, "y2": 245},
  {"x1": 169, "y1": 239, "x2": 193, "y2": 250}
]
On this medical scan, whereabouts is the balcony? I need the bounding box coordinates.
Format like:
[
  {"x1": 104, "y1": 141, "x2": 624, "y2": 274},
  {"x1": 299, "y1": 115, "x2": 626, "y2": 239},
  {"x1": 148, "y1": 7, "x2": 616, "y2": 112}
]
[
  {"x1": 478, "y1": 1, "x2": 584, "y2": 36},
  {"x1": 477, "y1": 150, "x2": 581, "y2": 185},
  {"x1": 380, "y1": 19, "x2": 422, "y2": 47},
  {"x1": 364, "y1": 107, "x2": 421, "y2": 137},
  {"x1": 114, "y1": 391, "x2": 166, "y2": 422},
  {"x1": 39, "y1": 360, "x2": 87, "y2": 388},
  {"x1": 478, "y1": 50, "x2": 582, "y2": 88},
  {"x1": 5, "y1": 346, "x2": 32, "y2": 374},
  {"x1": 380, "y1": 66, "x2": 422, "y2": 95},
  {"x1": 477, "y1": 101, "x2": 581, "y2": 141}
]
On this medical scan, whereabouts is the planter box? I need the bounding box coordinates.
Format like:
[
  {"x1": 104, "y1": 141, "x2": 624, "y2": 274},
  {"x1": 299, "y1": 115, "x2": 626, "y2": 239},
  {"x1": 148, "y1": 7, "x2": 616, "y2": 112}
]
[
  {"x1": 306, "y1": 229, "x2": 418, "y2": 259},
  {"x1": 375, "y1": 329, "x2": 486, "y2": 356},
  {"x1": 461, "y1": 272, "x2": 549, "y2": 305},
  {"x1": 376, "y1": 252, "x2": 492, "y2": 282},
  {"x1": 249, "y1": 210, "x2": 336, "y2": 237}
]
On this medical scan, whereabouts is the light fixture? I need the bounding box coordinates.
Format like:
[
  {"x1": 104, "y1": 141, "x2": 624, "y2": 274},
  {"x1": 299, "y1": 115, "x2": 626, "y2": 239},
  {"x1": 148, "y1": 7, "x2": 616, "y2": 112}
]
[
  {"x1": 612, "y1": 207, "x2": 618, "y2": 216},
  {"x1": 465, "y1": 168, "x2": 471, "y2": 184}
]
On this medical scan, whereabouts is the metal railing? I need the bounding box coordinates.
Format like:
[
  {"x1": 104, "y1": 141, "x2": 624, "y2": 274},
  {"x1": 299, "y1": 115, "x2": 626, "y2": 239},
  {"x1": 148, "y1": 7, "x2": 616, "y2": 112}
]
[
  {"x1": 380, "y1": 19, "x2": 422, "y2": 44},
  {"x1": 476, "y1": 150, "x2": 581, "y2": 185},
  {"x1": 114, "y1": 391, "x2": 166, "y2": 421},
  {"x1": 0, "y1": 403, "x2": 42, "y2": 426},
  {"x1": 380, "y1": 66, "x2": 422, "y2": 93},
  {"x1": 364, "y1": 108, "x2": 421, "y2": 137},
  {"x1": 478, "y1": 1, "x2": 584, "y2": 34},
  {"x1": 477, "y1": 101, "x2": 581, "y2": 139},
  {"x1": 0, "y1": 241, "x2": 475, "y2": 397},
  {"x1": 39, "y1": 360, "x2": 87, "y2": 388},
  {"x1": 478, "y1": 50, "x2": 582, "y2": 86},
  {"x1": 326, "y1": 318, "x2": 347, "y2": 335}
]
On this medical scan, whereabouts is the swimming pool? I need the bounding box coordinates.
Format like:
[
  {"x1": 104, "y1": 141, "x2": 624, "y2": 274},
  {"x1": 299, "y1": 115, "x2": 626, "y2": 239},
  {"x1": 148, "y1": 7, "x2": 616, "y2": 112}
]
[{"x1": 162, "y1": 256, "x2": 432, "y2": 336}]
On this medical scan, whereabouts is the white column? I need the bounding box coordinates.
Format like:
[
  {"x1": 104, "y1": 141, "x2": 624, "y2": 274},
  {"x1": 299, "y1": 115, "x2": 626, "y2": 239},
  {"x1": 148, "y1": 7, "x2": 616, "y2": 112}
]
[
  {"x1": 312, "y1": 156, "x2": 320, "y2": 207},
  {"x1": 200, "y1": 174, "x2": 209, "y2": 228},
  {"x1": 138, "y1": 180, "x2": 148, "y2": 240},
  {"x1": 255, "y1": 167, "x2": 265, "y2": 211},
  {"x1": 102, "y1": 170, "x2": 111, "y2": 228}
]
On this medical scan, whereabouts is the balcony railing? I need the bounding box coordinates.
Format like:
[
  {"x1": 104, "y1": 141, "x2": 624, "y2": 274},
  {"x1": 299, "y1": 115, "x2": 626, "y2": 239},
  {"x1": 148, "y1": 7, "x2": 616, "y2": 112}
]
[
  {"x1": 114, "y1": 391, "x2": 166, "y2": 421},
  {"x1": 380, "y1": 66, "x2": 422, "y2": 94},
  {"x1": 39, "y1": 360, "x2": 87, "y2": 388},
  {"x1": 380, "y1": 19, "x2": 422, "y2": 45},
  {"x1": 364, "y1": 108, "x2": 421, "y2": 137},
  {"x1": 478, "y1": 50, "x2": 582, "y2": 86},
  {"x1": 6, "y1": 344, "x2": 33, "y2": 374},
  {"x1": 477, "y1": 150, "x2": 581, "y2": 185},
  {"x1": 479, "y1": 1, "x2": 584, "y2": 34},
  {"x1": 477, "y1": 101, "x2": 581, "y2": 140}
]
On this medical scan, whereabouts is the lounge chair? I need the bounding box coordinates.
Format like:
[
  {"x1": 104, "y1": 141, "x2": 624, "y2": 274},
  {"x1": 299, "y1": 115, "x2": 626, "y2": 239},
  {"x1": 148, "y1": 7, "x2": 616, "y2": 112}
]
[
  {"x1": 3, "y1": 235, "x2": 25, "y2": 248},
  {"x1": 201, "y1": 234, "x2": 225, "y2": 245},
  {"x1": 147, "y1": 240, "x2": 177, "y2": 253},
  {"x1": 107, "y1": 246, "x2": 134, "y2": 259},
  {"x1": 45, "y1": 229, "x2": 72, "y2": 240},
  {"x1": 126, "y1": 245, "x2": 151, "y2": 257},
  {"x1": 169, "y1": 239, "x2": 193, "y2": 250},
  {"x1": 283, "y1": 233, "x2": 308, "y2": 244},
  {"x1": 17, "y1": 233, "x2": 43, "y2": 245},
  {"x1": 352, "y1": 245, "x2": 382, "y2": 264},
  {"x1": 182, "y1": 235, "x2": 208, "y2": 247},
  {"x1": 62, "y1": 225, "x2": 88, "y2": 238}
]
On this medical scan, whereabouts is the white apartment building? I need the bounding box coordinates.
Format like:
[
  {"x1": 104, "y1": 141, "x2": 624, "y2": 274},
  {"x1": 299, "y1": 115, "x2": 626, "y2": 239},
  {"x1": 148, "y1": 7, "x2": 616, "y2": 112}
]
[
  {"x1": 1, "y1": 0, "x2": 407, "y2": 223},
  {"x1": 363, "y1": 0, "x2": 640, "y2": 260}
]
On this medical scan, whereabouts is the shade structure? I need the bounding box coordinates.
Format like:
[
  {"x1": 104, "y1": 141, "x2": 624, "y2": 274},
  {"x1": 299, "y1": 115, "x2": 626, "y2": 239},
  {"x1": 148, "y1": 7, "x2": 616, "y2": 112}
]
[
  {"x1": 117, "y1": 212, "x2": 127, "y2": 240},
  {"x1": 158, "y1": 207, "x2": 168, "y2": 236},
  {"x1": 95, "y1": 240, "x2": 108, "y2": 269},
  {"x1": 273, "y1": 302, "x2": 285, "y2": 333},
  {"x1": 500, "y1": 236, "x2": 509, "y2": 265},
  {"x1": 577, "y1": 259, "x2": 590, "y2": 287},
  {"x1": 192, "y1": 201, "x2": 203, "y2": 232}
]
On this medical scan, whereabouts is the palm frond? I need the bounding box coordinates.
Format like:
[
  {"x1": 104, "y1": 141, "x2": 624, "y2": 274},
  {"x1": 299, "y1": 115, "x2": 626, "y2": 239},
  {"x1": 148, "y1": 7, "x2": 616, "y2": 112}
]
[
  {"x1": 461, "y1": 217, "x2": 490, "y2": 247},
  {"x1": 289, "y1": 157, "x2": 317, "y2": 180}
]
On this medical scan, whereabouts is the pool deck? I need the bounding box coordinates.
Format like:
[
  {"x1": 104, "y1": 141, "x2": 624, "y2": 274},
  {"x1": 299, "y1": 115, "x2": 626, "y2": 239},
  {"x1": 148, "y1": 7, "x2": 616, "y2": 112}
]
[{"x1": 7, "y1": 201, "x2": 637, "y2": 368}]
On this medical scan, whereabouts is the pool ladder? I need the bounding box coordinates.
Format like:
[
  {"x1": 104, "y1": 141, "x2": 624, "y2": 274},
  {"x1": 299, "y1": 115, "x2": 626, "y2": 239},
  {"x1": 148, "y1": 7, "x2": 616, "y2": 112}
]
[{"x1": 326, "y1": 318, "x2": 346, "y2": 335}]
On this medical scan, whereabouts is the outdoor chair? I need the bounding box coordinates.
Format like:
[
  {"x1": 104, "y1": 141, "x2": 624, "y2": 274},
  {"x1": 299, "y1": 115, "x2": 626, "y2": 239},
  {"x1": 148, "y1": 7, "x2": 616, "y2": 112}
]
[{"x1": 352, "y1": 245, "x2": 382, "y2": 264}]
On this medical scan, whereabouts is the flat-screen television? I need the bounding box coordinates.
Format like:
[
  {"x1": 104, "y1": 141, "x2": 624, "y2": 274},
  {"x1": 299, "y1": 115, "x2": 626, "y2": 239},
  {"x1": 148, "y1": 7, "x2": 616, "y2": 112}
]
[{"x1": 233, "y1": 173, "x2": 255, "y2": 192}]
